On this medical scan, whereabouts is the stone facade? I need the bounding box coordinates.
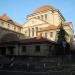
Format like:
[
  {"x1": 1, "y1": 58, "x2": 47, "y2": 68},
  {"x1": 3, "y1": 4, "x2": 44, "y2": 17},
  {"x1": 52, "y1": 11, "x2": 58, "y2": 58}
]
[{"x1": 0, "y1": 35, "x2": 56, "y2": 56}]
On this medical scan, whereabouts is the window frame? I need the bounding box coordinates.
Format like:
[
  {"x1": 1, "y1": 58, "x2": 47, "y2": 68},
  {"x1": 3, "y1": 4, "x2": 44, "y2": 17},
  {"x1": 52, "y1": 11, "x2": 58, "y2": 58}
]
[
  {"x1": 45, "y1": 14, "x2": 47, "y2": 20},
  {"x1": 45, "y1": 32, "x2": 47, "y2": 38},
  {"x1": 50, "y1": 32, "x2": 53, "y2": 37},
  {"x1": 36, "y1": 27, "x2": 38, "y2": 36},
  {"x1": 41, "y1": 15, "x2": 43, "y2": 19},
  {"x1": 22, "y1": 46, "x2": 26, "y2": 53},
  {"x1": 35, "y1": 45, "x2": 40, "y2": 52},
  {"x1": 32, "y1": 28, "x2": 34, "y2": 36}
]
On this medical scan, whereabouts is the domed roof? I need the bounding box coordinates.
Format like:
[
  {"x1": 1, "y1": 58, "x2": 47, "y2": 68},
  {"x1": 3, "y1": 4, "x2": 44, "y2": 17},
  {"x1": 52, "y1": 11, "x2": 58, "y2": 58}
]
[{"x1": 33, "y1": 5, "x2": 56, "y2": 14}]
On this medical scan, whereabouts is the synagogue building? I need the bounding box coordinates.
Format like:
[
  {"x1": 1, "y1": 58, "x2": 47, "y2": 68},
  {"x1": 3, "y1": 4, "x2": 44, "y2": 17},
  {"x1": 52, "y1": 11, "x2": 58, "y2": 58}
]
[{"x1": 0, "y1": 5, "x2": 74, "y2": 44}]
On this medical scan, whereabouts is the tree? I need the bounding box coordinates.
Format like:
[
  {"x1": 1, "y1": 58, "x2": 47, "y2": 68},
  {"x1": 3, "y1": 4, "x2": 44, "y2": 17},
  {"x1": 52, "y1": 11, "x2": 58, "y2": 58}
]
[{"x1": 56, "y1": 22, "x2": 70, "y2": 56}]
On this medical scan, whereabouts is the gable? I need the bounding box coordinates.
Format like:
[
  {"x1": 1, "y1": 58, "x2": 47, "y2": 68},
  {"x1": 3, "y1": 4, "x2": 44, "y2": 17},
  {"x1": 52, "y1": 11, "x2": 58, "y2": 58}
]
[{"x1": 23, "y1": 18, "x2": 48, "y2": 27}]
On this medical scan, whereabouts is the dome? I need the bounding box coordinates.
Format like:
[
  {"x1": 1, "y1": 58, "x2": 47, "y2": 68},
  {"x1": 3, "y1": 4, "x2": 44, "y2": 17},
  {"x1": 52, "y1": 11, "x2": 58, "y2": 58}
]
[{"x1": 33, "y1": 5, "x2": 56, "y2": 14}]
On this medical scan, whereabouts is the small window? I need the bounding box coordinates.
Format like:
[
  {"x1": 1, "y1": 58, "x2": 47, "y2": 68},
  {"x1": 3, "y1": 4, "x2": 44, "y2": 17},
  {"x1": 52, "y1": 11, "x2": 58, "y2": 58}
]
[
  {"x1": 0, "y1": 21, "x2": 1, "y2": 25},
  {"x1": 56, "y1": 31, "x2": 59, "y2": 34},
  {"x1": 1, "y1": 21, "x2": 4, "y2": 25},
  {"x1": 50, "y1": 32, "x2": 53, "y2": 37},
  {"x1": 8, "y1": 23, "x2": 10, "y2": 27},
  {"x1": 40, "y1": 33, "x2": 42, "y2": 36},
  {"x1": 14, "y1": 26, "x2": 16, "y2": 30},
  {"x1": 12, "y1": 25, "x2": 14, "y2": 29},
  {"x1": 49, "y1": 46, "x2": 51, "y2": 52},
  {"x1": 0, "y1": 21, "x2": 3, "y2": 25},
  {"x1": 45, "y1": 33, "x2": 47, "y2": 38},
  {"x1": 32, "y1": 28, "x2": 34, "y2": 36},
  {"x1": 41, "y1": 15, "x2": 43, "y2": 19},
  {"x1": 8, "y1": 20, "x2": 14, "y2": 24},
  {"x1": 45, "y1": 14, "x2": 47, "y2": 20},
  {"x1": 8, "y1": 47, "x2": 14, "y2": 55},
  {"x1": 22, "y1": 46, "x2": 26, "y2": 52},
  {"x1": 36, "y1": 27, "x2": 38, "y2": 36},
  {"x1": 37, "y1": 16, "x2": 40, "y2": 19},
  {"x1": 18, "y1": 28, "x2": 21, "y2": 32},
  {"x1": 35, "y1": 45, "x2": 40, "y2": 52}
]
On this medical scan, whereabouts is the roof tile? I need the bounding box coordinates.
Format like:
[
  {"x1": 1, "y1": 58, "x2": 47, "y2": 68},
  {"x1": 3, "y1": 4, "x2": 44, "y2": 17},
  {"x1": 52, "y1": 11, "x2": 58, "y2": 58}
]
[
  {"x1": 38, "y1": 25, "x2": 58, "y2": 32},
  {"x1": 0, "y1": 14, "x2": 22, "y2": 27},
  {"x1": 33, "y1": 5, "x2": 56, "y2": 14}
]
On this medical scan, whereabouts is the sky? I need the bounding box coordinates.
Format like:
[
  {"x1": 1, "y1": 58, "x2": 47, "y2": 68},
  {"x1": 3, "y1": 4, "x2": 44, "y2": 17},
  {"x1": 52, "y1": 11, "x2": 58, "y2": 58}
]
[{"x1": 0, "y1": 0, "x2": 75, "y2": 33}]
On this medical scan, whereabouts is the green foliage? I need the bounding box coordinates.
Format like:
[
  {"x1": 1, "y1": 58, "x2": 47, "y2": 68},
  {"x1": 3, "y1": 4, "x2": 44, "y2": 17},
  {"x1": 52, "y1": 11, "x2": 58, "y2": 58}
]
[{"x1": 57, "y1": 23, "x2": 66, "y2": 43}]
